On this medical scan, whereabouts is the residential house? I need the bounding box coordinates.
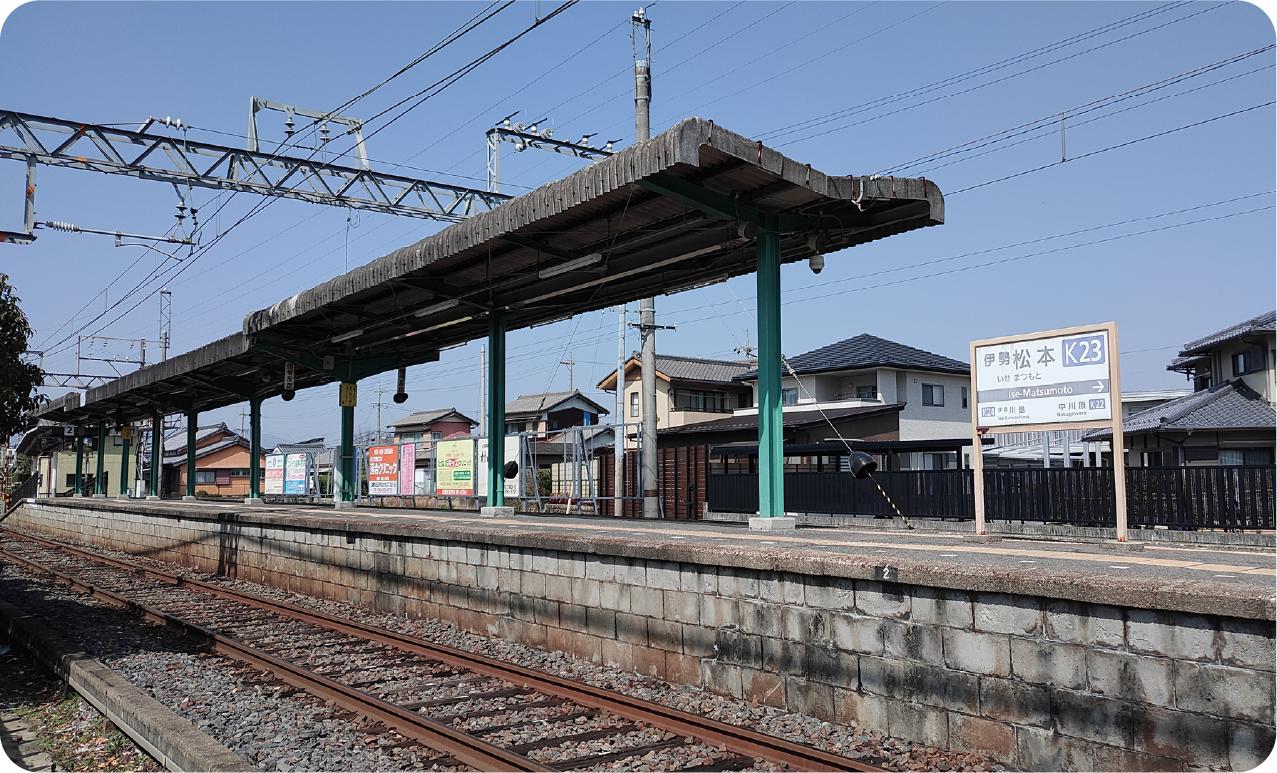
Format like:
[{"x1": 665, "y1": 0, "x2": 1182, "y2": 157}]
[
  {"x1": 1084, "y1": 311, "x2": 1276, "y2": 466},
  {"x1": 689, "y1": 333, "x2": 974, "y2": 470},
  {"x1": 597, "y1": 353, "x2": 753, "y2": 449},
  {"x1": 23, "y1": 424, "x2": 131, "y2": 496},
  {"x1": 162, "y1": 423, "x2": 267, "y2": 497},
  {"x1": 503, "y1": 391, "x2": 608, "y2": 435},
  {"x1": 388, "y1": 409, "x2": 477, "y2": 445}
]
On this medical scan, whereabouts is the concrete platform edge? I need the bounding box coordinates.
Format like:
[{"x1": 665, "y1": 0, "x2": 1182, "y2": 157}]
[
  {"x1": 16, "y1": 499, "x2": 1277, "y2": 621},
  {"x1": 0, "y1": 596, "x2": 251, "y2": 772}
]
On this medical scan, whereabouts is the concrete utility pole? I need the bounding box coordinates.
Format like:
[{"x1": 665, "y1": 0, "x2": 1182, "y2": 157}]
[
  {"x1": 373, "y1": 382, "x2": 388, "y2": 444},
  {"x1": 632, "y1": 7, "x2": 659, "y2": 519},
  {"x1": 559, "y1": 354, "x2": 575, "y2": 391},
  {"x1": 614, "y1": 306, "x2": 626, "y2": 517}
]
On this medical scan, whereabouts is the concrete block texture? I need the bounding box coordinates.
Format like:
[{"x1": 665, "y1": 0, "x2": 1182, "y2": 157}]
[
  {"x1": 856, "y1": 580, "x2": 911, "y2": 619},
  {"x1": 1127, "y1": 608, "x2": 1218, "y2": 661},
  {"x1": 1085, "y1": 649, "x2": 1174, "y2": 708},
  {"x1": 859, "y1": 656, "x2": 978, "y2": 714},
  {"x1": 911, "y1": 586, "x2": 974, "y2": 629},
  {"x1": 942, "y1": 629, "x2": 1011, "y2": 676},
  {"x1": 834, "y1": 688, "x2": 888, "y2": 729},
  {"x1": 1051, "y1": 688, "x2": 1134, "y2": 749},
  {"x1": 1010, "y1": 638, "x2": 1088, "y2": 690},
  {"x1": 1044, "y1": 600, "x2": 1125, "y2": 647},
  {"x1": 1228, "y1": 720, "x2": 1277, "y2": 771},
  {"x1": 804, "y1": 576, "x2": 856, "y2": 612},
  {"x1": 949, "y1": 714, "x2": 1015, "y2": 765},
  {"x1": 784, "y1": 677, "x2": 835, "y2": 722},
  {"x1": 1132, "y1": 704, "x2": 1231, "y2": 768},
  {"x1": 742, "y1": 668, "x2": 786, "y2": 708},
  {"x1": 829, "y1": 613, "x2": 885, "y2": 656},
  {"x1": 886, "y1": 699, "x2": 949, "y2": 750},
  {"x1": 974, "y1": 593, "x2": 1043, "y2": 636},
  {"x1": 1173, "y1": 661, "x2": 1275, "y2": 723},
  {"x1": 1218, "y1": 617, "x2": 1277, "y2": 672},
  {"x1": 882, "y1": 619, "x2": 944, "y2": 663},
  {"x1": 978, "y1": 676, "x2": 1051, "y2": 728}
]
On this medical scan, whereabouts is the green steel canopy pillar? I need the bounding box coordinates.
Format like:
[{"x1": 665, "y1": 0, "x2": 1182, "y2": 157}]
[
  {"x1": 184, "y1": 413, "x2": 198, "y2": 500},
  {"x1": 94, "y1": 422, "x2": 107, "y2": 496},
  {"x1": 755, "y1": 219, "x2": 786, "y2": 525},
  {"x1": 73, "y1": 432, "x2": 84, "y2": 496},
  {"x1": 118, "y1": 428, "x2": 131, "y2": 498},
  {"x1": 486, "y1": 311, "x2": 507, "y2": 509},
  {"x1": 247, "y1": 399, "x2": 263, "y2": 503},
  {"x1": 337, "y1": 383, "x2": 356, "y2": 508},
  {"x1": 148, "y1": 412, "x2": 162, "y2": 499}
]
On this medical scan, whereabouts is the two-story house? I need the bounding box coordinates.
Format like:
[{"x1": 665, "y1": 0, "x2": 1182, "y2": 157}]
[
  {"x1": 661, "y1": 334, "x2": 974, "y2": 470},
  {"x1": 1084, "y1": 310, "x2": 1276, "y2": 467},
  {"x1": 503, "y1": 391, "x2": 608, "y2": 435},
  {"x1": 388, "y1": 408, "x2": 477, "y2": 445},
  {"x1": 596, "y1": 353, "x2": 753, "y2": 449},
  {"x1": 162, "y1": 423, "x2": 266, "y2": 497}
]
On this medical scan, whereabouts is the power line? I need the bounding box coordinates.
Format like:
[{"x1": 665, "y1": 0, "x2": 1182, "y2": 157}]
[{"x1": 948, "y1": 99, "x2": 1275, "y2": 195}]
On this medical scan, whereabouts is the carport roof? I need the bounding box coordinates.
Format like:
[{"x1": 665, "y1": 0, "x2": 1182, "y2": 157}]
[{"x1": 34, "y1": 117, "x2": 944, "y2": 428}]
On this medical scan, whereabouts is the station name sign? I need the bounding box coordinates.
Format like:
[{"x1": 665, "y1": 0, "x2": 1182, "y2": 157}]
[{"x1": 974, "y1": 328, "x2": 1113, "y2": 428}]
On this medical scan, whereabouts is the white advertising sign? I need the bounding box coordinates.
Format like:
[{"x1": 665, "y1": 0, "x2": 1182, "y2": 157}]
[
  {"x1": 264, "y1": 454, "x2": 285, "y2": 495},
  {"x1": 974, "y1": 329, "x2": 1113, "y2": 428},
  {"x1": 477, "y1": 436, "x2": 522, "y2": 498}
]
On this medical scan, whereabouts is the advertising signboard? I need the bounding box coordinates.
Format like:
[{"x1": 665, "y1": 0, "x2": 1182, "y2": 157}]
[
  {"x1": 367, "y1": 445, "x2": 399, "y2": 496},
  {"x1": 284, "y1": 453, "x2": 309, "y2": 495},
  {"x1": 970, "y1": 322, "x2": 1127, "y2": 539},
  {"x1": 399, "y1": 443, "x2": 416, "y2": 497},
  {"x1": 476, "y1": 436, "x2": 522, "y2": 499},
  {"x1": 435, "y1": 439, "x2": 474, "y2": 496},
  {"x1": 264, "y1": 454, "x2": 285, "y2": 495}
]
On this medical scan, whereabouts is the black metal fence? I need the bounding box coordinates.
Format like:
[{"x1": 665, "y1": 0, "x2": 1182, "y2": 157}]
[{"x1": 707, "y1": 466, "x2": 1275, "y2": 529}]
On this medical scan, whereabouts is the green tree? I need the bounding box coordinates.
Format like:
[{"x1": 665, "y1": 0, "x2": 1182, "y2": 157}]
[{"x1": 0, "y1": 273, "x2": 45, "y2": 439}]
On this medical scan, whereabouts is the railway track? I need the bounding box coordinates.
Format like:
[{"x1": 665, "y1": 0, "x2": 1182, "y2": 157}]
[{"x1": 0, "y1": 529, "x2": 886, "y2": 773}]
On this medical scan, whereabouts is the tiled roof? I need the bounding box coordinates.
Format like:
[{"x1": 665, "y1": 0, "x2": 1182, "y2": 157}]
[
  {"x1": 1084, "y1": 380, "x2": 1276, "y2": 440},
  {"x1": 655, "y1": 353, "x2": 753, "y2": 385},
  {"x1": 659, "y1": 403, "x2": 904, "y2": 435},
  {"x1": 1177, "y1": 310, "x2": 1276, "y2": 357},
  {"x1": 163, "y1": 424, "x2": 233, "y2": 453},
  {"x1": 272, "y1": 443, "x2": 326, "y2": 454},
  {"x1": 506, "y1": 390, "x2": 609, "y2": 417},
  {"x1": 387, "y1": 408, "x2": 476, "y2": 429},
  {"x1": 735, "y1": 334, "x2": 968, "y2": 381},
  {"x1": 163, "y1": 434, "x2": 249, "y2": 466}
]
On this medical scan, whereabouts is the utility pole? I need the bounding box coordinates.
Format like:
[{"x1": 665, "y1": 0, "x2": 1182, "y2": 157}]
[
  {"x1": 734, "y1": 329, "x2": 757, "y2": 364},
  {"x1": 631, "y1": 7, "x2": 661, "y2": 519},
  {"x1": 614, "y1": 306, "x2": 626, "y2": 517},
  {"x1": 479, "y1": 344, "x2": 487, "y2": 433},
  {"x1": 559, "y1": 354, "x2": 575, "y2": 391},
  {"x1": 373, "y1": 382, "x2": 388, "y2": 444}
]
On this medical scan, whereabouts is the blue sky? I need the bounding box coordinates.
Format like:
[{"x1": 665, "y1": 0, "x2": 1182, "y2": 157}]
[{"x1": 2, "y1": 1, "x2": 1273, "y2": 446}]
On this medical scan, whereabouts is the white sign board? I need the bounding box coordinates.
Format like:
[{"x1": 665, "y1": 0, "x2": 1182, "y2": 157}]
[
  {"x1": 974, "y1": 329, "x2": 1112, "y2": 428},
  {"x1": 477, "y1": 436, "x2": 522, "y2": 499}
]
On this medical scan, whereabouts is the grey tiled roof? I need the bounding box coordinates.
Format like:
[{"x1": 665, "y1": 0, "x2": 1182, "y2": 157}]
[
  {"x1": 655, "y1": 354, "x2": 753, "y2": 385},
  {"x1": 1177, "y1": 310, "x2": 1276, "y2": 356},
  {"x1": 1083, "y1": 380, "x2": 1276, "y2": 440},
  {"x1": 735, "y1": 334, "x2": 968, "y2": 381},
  {"x1": 505, "y1": 390, "x2": 609, "y2": 417},
  {"x1": 387, "y1": 408, "x2": 476, "y2": 429},
  {"x1": 162, "y1": 434, "x2": 249, "y2": 466},
  {"x1": 163, "y1": 424, "x2": 233, "y2": 453},
  {"x1": 659, "y1": 403, "x2": 904, "y2": 435}
]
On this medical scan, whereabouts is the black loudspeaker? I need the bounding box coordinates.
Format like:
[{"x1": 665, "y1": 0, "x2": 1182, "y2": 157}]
[
  {"x1": 848, "y1": 451, "x2": 878, "y2": 479},
  {"x1": 504, "y1": 460, "x2": 519, "y2": 479},
  {"x1": 282, "y1": 390, "x2": 296, "y2": 401},
  {"x1": 393, "y1": 392, "x2": 408, "y2": 404}
]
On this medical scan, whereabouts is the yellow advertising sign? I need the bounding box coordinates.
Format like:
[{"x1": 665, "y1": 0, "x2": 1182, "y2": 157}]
[
  {"x1": 339, "y1": 382, "x2": 358, "y2": 407},
  {"x1": 435, "y1": 439, "x2": 474, "y2": 496}
]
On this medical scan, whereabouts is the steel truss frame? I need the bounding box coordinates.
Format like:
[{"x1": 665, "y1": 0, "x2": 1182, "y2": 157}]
[{"x1": 0, "y1": 110, "x2": 513, "y2": 243}]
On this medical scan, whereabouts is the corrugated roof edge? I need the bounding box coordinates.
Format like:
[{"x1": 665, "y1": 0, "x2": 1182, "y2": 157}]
[{"x1": 241, "y1": 117, "x2": 944, "y2": 335}]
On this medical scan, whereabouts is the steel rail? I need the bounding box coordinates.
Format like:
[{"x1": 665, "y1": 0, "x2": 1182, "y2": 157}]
[
  {"x1": 0, "y1": 543, "x2": 552, "y2": 772},
  {"x1": 1, "y1": 529, "x2": 885, "y2": 772}
]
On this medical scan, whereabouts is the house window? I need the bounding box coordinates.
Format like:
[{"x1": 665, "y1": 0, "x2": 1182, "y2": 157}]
[
  {"x1": 1233, "y1": 345, "x2": 1265, "y2": 376},
  {"x1": 431, "y1": 431, "x2": 442, "y2": 440},
  {"x1": 630, "y1": 392, "x2": 639, "y2": 417},
  {"x1": 194, "y1": 470, "x2": 217, "y2": 484},
  {"x1": 856, "y1": 385, "x2": 877, "y2": 399},
  {"x1": 922, "y1": 384, "x2": 944, "y2": 406},
  {"x1": 1221, "y1": 449, "x2": 1273, "y2": 466},
  {"x1": 782, "y1": 388, "x2": 798, "y2": 406},
  {"x1": 229, "y1": 469, "x2": 250, "y2": 478},
  {"x1": 505, "y1": 423, "x2": 519, "y2": 434},
  {"x1": 673, "y1": 389, "x2": 729, "y2": 413},
  {"x1": 961, "y1": 386, "x2": 968, "y2": 409}
]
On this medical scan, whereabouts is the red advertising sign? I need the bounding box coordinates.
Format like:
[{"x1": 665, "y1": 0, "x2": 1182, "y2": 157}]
[{"x1": 368, "y1": 445, "x2": 399, "y2": 496}]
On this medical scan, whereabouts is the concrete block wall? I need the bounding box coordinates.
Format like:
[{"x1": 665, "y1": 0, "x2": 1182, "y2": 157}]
[{"x1": 11, "y1": 502, "x2": 1275, "y2": 771}]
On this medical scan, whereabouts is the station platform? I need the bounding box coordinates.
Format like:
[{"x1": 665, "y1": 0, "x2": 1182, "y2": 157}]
[{"x1": 6, "y1": 497, "x2": 1275, "y2": 770}]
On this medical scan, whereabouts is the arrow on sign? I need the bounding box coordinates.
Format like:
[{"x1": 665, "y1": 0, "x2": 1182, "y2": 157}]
[{"x1": 1093, "y1": 380, "x2": 1105, "y2": 392}]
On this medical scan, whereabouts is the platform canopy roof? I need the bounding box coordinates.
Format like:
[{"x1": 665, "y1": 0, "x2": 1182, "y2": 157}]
[{"x1": 33, "y1": 117, "x2": 943, "y2": 429}]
